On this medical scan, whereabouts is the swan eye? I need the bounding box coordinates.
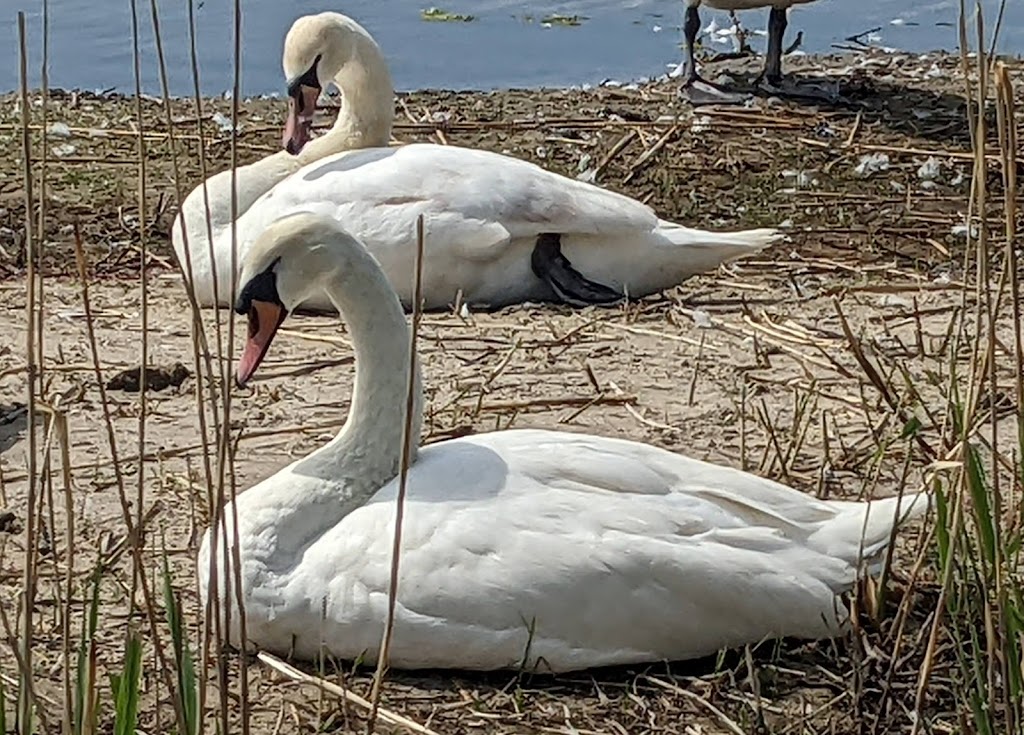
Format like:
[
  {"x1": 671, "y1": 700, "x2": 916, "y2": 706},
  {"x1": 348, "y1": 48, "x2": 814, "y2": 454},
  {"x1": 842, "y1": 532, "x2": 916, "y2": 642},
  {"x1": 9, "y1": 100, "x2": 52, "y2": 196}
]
[{"x1": 235, "y1": 257, "x2": 283, "y2": 315}]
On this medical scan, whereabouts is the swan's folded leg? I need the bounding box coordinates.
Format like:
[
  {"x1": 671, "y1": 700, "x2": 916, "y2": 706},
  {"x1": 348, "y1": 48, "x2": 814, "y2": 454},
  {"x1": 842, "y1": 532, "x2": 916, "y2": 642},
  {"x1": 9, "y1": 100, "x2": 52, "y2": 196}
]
[
  {"x1": 679, "y1": 4, "x2": 750, "y2": 106},
  {"x1": 530, "y1": 233, "x2": 623, "y2": 308},
  {"x1": 758, "y1": 8, "x2": 840, "y2": 103}
]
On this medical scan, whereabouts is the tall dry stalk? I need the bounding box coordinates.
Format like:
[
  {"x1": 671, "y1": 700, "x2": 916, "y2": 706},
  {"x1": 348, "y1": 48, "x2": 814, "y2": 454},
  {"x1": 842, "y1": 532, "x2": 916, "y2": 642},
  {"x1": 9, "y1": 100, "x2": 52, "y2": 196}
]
[
  {"x1": 141, "y1": 3, "x2": 231, "y2": 731},
  {"x1": 221, "y1": 3, "x2": 252, "y2": 732},
  {"x1": 128, "y1": 0, "x2": 149, "y2": 610},
  {"x1": 367, "y1": 214, "x2": 428, "y2": 732},
  {"x1": 70, "y1": 225, "x2": 184, "y2": 729},
  {"x1": 35, "y1": 0, "x2": 47, "y2": 390},
  {"x1": 15, "y1": 13, "x2": 39, "y2": 735}
]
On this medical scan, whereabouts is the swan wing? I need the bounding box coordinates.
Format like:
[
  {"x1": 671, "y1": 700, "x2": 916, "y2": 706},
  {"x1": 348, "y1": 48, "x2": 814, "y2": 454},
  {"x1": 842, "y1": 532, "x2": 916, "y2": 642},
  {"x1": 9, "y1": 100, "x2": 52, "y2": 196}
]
[
  {"x1": 291, "y1": 430, "x2": 878, "y2": 670},
  {"x1": 234, "y1": 144, "x2": 660, "y2": 261}
]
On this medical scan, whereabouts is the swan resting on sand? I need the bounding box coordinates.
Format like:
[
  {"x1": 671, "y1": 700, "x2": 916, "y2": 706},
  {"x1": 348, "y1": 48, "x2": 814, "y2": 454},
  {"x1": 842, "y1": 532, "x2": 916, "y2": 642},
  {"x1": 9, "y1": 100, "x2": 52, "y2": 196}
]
[
  {"x1": 197, "y1": 212, "x2": 929, "y2": 672},
  {"x1": 174, "y1": 11, "x2": 785, "y2": 313}
]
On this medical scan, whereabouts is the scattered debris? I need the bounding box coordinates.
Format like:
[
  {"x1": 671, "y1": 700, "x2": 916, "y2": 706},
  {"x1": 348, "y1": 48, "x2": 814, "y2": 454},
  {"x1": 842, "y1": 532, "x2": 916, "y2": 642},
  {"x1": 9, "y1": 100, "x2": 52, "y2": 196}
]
[
  {"x1": 211, "y1": 111, "x2": 240, "y2": 133},
  {"x1": 690, "y1": 115, "x2": 713, "y2": 134},
  {"x1": 691, "y1": 309, "x2": 713, "y2": 328},
  {"x1": 854, "y1": 152, "x2": 890, "y2": 177},
  {"x1": 106, "y1": 362, "x2": 190, "y2": 392},
  {"x1": 0, "y1": 510, "x2": 19, "y2": 534},
  {"x1": 47, "y1": 121, "x2": 72, "y2": 138},
  {"x1": 950, "y1": 221, "x2": 979, "y2": 239},
  {"x1": 421, "y1": 7, "x2": 475, "y2": 23},
  {"x1": 541, "y1": 14, "x2": 586, "y2": 27},
  {"x1": 917, "y1": 156, "x2": 942, "y2": 181},
  {"x1": 781, "y1": 169, "x2": 818, "y2": 188}
]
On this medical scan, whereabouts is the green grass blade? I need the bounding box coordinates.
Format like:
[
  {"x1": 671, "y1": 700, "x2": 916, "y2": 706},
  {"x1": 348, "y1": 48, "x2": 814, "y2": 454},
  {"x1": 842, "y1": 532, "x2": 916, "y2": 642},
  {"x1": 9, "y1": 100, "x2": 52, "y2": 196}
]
[
  {"x1": 161, "y1": 542, "x2": 199, "y2": 735},
  {"x1": 110, "y1": 632, "x2": 143, "y2": 735},
  {"x1": 963, "y1": 443, "x2": 997, "y2": 568},
  {"x1": 74, "y1": 571, "x2": 102, "y2": 735},
  {"x1": 934, "y1": 481, "x2": 951, "y2": 568}
]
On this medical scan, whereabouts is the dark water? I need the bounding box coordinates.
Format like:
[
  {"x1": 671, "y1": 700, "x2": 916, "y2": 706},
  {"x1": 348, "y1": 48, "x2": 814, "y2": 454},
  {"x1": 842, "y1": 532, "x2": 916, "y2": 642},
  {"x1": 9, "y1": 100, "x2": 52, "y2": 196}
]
[{"x1": 3, "y1": 1, "x2": 1022, "y2": 95}]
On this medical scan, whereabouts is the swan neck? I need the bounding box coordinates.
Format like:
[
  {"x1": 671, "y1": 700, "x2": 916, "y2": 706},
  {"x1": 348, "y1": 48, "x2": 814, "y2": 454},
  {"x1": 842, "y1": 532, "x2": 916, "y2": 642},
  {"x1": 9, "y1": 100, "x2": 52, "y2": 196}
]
[
  {"x1": 312, "y1": 242, "x2": 422, "y2": 490},
  {"x1": 299, "y1": 26, "x2": 394, "y2": 162}
]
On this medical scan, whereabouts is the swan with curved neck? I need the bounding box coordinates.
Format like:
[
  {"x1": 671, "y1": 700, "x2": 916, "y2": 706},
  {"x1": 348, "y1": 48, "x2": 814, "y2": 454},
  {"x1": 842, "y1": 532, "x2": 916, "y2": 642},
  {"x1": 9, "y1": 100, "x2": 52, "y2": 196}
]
[
  {"x1": 178, "y1": 11, "x2": 785, "y2": 314},
  {"x1": 198, "y1": 212, "x2": 927, "y2": 672},
  {"x1": 171, "y1": 12, "x2": 393, "y2": 306}
]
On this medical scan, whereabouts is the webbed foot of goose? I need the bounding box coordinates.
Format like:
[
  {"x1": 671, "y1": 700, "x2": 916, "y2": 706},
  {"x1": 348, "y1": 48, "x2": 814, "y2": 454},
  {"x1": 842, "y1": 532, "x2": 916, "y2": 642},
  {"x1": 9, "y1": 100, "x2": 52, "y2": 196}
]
[
  {"x1": 759, "y1": 75, "x2": 842, "y2": 104},
  {"x1": 681, "y1": 77, "x2": 751, "y2": 106},
  {"x1": 531, "y1": 233, "x2": 623, "y2": 308}
]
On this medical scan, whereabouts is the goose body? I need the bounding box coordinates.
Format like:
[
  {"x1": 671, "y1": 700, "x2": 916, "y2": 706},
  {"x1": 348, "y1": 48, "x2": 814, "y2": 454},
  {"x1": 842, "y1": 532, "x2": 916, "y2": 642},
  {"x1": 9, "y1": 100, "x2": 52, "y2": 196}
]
[
  {"x1": 680, "y1": 0, "x2": 836, "y2": 105},
  {"x1": 198, "y1": 213, "x2": 927, "y2": 672},
  {"x1": 172, "y1": 12, "x2": 783, "y2": 312},
  {"x1": 697, "y1": 0, "x2": 816, "y2": 11}
]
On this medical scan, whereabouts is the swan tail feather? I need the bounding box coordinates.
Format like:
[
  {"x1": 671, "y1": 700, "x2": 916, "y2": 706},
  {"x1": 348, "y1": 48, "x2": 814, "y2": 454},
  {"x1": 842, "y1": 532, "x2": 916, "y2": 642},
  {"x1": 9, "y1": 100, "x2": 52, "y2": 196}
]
[
  {"x1": 813, "y1": 492, "x2": 930, "y2": 570},
  {"x1": 656, "y1": 221, "x2": 786, "y2": 261}
]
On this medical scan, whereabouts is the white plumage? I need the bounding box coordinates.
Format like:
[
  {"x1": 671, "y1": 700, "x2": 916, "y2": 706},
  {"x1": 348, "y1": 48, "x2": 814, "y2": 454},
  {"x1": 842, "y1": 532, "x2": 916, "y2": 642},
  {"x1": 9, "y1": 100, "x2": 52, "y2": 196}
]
[
  {"x1": 172, "y1": 12, "x2": 782, "y2": 312},
  {"x1": 197, "y1": 144, "x2": 781, "y2": 311},
  {"x1": 198, "y1": 213, "x2": 927, "y2": 672}
]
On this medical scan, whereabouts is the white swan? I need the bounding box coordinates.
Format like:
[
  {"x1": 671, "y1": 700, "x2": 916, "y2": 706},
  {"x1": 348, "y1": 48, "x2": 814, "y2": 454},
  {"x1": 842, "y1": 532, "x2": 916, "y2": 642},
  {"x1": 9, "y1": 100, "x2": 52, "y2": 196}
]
[
  {"x1": 171, "y1": 13, "x2": 393, "y2": 304},
  {"x1": 681, "y1": 0, "x2": 837, "y2": 105},
  {"x1": 175, "y1": 11, "x2": 784, "y2": 313},
  {"x1": 198, "y1": 212, "x2": 927, "y2": 672}
]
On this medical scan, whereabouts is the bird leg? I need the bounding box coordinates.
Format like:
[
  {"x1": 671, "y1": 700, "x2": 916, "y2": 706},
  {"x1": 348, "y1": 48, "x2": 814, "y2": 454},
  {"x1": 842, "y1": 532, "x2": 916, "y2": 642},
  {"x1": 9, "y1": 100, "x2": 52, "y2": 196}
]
[
  {"x1": 757, "y1": 7, "x2": 840, "y2": 102},
  {"x1": 530, "y1": 234, "x2": 623, "y2": 307},
  {"x1": 679, "y1": 5, "x2": 750, "y2": 105}
]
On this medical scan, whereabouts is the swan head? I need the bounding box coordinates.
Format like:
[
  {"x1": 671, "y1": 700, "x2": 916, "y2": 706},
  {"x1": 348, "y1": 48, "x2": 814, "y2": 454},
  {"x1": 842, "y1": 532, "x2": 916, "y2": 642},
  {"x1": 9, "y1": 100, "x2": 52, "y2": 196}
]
[
  {"x1": 234, "y1": 213, "x2": 352, "y2": 387},
  {"x1": 282, "y1": 12, "x2": 363, "y2": 155}
]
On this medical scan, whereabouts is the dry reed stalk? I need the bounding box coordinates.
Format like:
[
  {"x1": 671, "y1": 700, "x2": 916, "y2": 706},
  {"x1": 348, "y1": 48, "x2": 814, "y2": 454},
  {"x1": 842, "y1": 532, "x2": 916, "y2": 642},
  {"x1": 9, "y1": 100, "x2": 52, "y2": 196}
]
[
  {"x1": 367, "y1": 214, "x2": 428, "y2": 732},
  {"x1": 38, "y1": 392, "x2": 75, "y2": 734},
  {"x1": 143, "y1": 8, "x2": 223, "y2": 732},
  {"x1": 910, "y1": 5, "x2": 1000, "y2": 728},
  {"x1": 833, "y1": 299, "x2": 937, "y2": 462},
  {"x1": 128, "y1": 0, "x2": 149, "y2": 613},
  {"x1": 592, "y1": 129, "x2": 638, "y2": 179},
  {"x1": 184, "y1": 0, "x2": 228, "y2": 368},
  {"x1": 142, "y1": 4, "x2": 230, "y2": 728},
  {"x1": 221, "y1": 3, "x2": 253, "y2": 731},
  {"x1": 687, "y1": 332, "x2": 706, "y2": 406},
  {"x1": 71, "y1": 225, "x2": 183, "y2": 730},
  {"x1": 146, "y1": 0, "x2": 225, "y2": 479},
  {"x1": 15, "y1": 15, "x2": 39, "y2": 735},
  {"x1": 36, "y1": 0, "x2": 48, "y2": 392},
  {"x1": 0, "y1": 586, "x2": 52, "y2": 735},
  {"x1": 645, "y1": 676, "x2": 747, "y2": 735},
  {"x1": 258, "y1": 653, "x2": 439, "y2": 735},
  {"x1": 994, "y1": 61, "x2": 1020, "y2": 429},
  {"x1": 623, "y1": 125, "x2": 678, "y2": 183}
]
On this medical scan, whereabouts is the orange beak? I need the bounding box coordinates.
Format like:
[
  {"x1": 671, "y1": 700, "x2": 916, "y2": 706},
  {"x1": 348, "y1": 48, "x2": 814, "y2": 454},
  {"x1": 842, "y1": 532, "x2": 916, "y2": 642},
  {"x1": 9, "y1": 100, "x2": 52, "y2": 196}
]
[{"x1": 237, "y1": 300, "x2": 288, "y2": 387}]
